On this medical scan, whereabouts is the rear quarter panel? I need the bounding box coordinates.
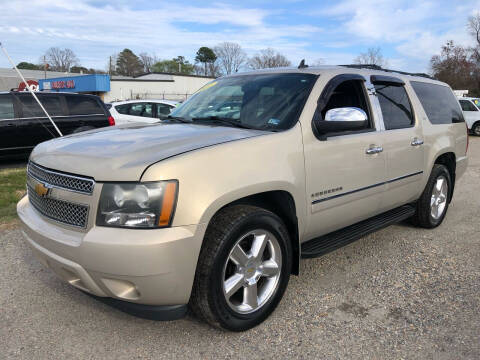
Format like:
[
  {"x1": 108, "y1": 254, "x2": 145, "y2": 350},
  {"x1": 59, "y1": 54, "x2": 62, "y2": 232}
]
[{"x1": 407, "y1": 84, "x2": 468, "y2": 185}]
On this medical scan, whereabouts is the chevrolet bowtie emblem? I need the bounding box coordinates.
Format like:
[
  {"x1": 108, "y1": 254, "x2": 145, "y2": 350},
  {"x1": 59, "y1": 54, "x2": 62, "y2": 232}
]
[{"x1": 35, "y1": 183, "x2": 51, "y2": 197}]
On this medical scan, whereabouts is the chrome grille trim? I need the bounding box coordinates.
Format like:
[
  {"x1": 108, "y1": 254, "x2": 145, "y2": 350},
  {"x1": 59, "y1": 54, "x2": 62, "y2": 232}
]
[
  {"x1": 28, "y1": 161, "x2": 95, "y2": 195},
  {"x1": 27, "y1": 185, "x2": 89, "y2": 228}
]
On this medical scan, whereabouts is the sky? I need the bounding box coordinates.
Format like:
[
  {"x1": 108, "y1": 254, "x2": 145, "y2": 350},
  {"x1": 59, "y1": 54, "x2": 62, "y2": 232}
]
[{"x1": 0, "y1": 0, "x2": 479, "y2": 73}]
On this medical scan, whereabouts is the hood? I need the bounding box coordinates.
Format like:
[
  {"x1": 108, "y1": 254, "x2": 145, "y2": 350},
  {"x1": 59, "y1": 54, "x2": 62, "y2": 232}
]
[{"x1": 30, "y1": 123, "x2": 268, "y2": 181}]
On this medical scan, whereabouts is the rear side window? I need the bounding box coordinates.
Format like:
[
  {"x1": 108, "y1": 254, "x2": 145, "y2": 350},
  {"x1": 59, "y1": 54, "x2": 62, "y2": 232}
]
[
  {"x1": 115, "y1": 104, "x2": 130, "y2": 115},
  {"x1": 0, "y1": 95, "x2": 14, "y2": 119},
  {"x1": 16, "y1": 94, "x2": 64, "y2": 117},
  {"x1": 374, "y1": 84, "x2": 413, "y2": 130},
  {"x1": 65, "y1": 96, "x2": 103, "y2": 115},
  {"x1": 129, "y1": 103, "x2": 153, "y2": 117},
  {"x1": 411, "y1": 81, "x2": 464, "y2": 124},
  {"x1": 459, "y1": 100, "x2": 478, "y2": 111}
]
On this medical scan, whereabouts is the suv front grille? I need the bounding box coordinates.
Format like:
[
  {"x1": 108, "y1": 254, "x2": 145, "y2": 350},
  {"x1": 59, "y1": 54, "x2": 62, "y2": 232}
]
[
  {"x1": 27, "y1": 185, "x2": 89, "y2": 228},
  {"x1": 28, "y1": 161, "x2": 95, "y2": 195}
]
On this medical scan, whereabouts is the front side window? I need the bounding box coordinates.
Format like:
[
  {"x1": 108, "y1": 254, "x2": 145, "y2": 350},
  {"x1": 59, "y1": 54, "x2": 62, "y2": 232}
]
[
  {"x1": 0, "y1": 95, "x2": 14, "y2": 119},
  {"x1": 411, "y1": 81, "x2": 464, "y2": 124},
  {"x1": 460, "y1": 100, "x2": 478, "y2": 112},
  {"x1": 157, "y1": 103, "x2": 172, "y2": 116},
  {"x1": 374, "y1": 84, "x2": 413, "y2": 130},
  {"x1": 169, "y1": 73, "x2": 317, "y2": 131},
  {"x1": 321, "y1": 79, "x2": 372, "y2": 126}
]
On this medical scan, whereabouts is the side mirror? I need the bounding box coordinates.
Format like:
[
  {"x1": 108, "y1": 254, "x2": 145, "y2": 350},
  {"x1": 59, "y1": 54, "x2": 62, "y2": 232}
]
[{"x1": 314, "y1": 107, "x2": 368, "y2": 136}]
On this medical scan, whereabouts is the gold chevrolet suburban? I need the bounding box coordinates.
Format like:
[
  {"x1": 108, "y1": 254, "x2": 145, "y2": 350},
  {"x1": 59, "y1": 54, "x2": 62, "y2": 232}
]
[{"x1": 17, "y1": 65, "x2": 468, "y2": 331}]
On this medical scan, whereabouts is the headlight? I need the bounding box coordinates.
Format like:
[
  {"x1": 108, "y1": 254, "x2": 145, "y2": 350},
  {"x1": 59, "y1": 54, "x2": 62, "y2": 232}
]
[{"x1": 96, "y1": 181, "x2": 178, "y2": 228}]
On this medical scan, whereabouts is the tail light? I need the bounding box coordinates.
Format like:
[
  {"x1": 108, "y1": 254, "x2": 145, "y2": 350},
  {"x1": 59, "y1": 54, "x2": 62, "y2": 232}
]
[{"x1": 108, "y1": 116, "x2": 115, "y2": 126}]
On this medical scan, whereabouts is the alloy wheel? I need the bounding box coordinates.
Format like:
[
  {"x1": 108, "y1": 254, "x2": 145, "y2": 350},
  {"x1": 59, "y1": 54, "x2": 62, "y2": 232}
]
[
  {"x1": 222, "y1": 230, "x2": 282, "y2": 314},
  {"x1": 430, "y1": 175, "x2": 448, "y2": 220}
]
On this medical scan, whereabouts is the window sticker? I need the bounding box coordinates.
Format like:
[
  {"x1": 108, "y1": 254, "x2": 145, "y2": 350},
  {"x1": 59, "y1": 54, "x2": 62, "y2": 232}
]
[{"x1": 197, "y1": 81, "x2": 217, "y2": 93}]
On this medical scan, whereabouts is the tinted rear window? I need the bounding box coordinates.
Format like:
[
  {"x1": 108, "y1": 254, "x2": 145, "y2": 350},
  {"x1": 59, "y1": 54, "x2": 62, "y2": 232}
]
[
  {"x1": 16, "y1": 94, "x2": 64, "y2": 117},
  {"x1": 411, "y1": 81, "x2": 464, "y2": 124},
  {"x1": 374, "y1": 84, "x2": 413, "y2": 130},
  {"x1": 65, "y1": 96, "x2": 103, "y2": 115},
  {"x1": 0, "y1": 95, "x2": 14, "y2": 119}
]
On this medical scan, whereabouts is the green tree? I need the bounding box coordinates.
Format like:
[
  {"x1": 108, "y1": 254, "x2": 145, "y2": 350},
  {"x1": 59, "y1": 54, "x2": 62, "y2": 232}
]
[
  {"x1": 116, "y1": 49, "x2": 143, "y2": 77},
  {"x1": 17, "y1": 62, "x2": 40, "y2": 70},
  {"x1": 152, "y1": 56, "x2": 195, "y2": 74},
  {"x1": 195, "y1": 47, "x2": 217, "y2": 76}
]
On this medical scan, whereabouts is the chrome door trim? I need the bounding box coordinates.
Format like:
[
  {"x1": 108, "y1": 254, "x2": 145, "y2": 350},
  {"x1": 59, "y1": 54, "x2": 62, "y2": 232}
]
[{"x1": 311, "y1": 170, "x2": 424, "y2": 204}]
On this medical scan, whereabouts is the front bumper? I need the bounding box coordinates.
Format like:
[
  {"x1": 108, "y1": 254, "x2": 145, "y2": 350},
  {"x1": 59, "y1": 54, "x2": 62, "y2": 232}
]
[{"x1": 17, "y1": 196, "x2": 206, "y2": 308}]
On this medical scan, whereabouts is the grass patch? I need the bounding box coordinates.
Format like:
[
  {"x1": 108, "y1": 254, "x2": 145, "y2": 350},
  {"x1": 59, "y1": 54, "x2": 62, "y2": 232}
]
[{"x1": 0, "y1": 167, "x2": 27, "y2": 225}]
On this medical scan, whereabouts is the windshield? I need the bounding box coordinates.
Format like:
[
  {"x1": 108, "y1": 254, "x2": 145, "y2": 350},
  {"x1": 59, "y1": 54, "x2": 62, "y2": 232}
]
[{"x1": 169, "y1": 73, "x2": 317, "y2": 131}]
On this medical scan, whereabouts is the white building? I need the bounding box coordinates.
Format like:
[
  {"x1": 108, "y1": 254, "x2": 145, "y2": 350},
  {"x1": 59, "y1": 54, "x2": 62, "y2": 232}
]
[{"x1": 106, "y1": 73, "x2": 214, "y2": 102}]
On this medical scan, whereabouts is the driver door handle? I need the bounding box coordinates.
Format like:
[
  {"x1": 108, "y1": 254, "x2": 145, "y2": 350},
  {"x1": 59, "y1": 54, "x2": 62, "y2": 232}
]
[
  {"x1": 366, "y1": 145, "x2": 383, "y2": 155},
  {"x1": 411, "y1": 138, "x2": 424, "y2": 146}
]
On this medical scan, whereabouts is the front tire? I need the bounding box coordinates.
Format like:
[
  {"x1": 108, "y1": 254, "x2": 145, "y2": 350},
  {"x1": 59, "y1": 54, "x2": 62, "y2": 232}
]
[
  {"x1": 472, "y1": 122, "x2": 480, "y2": 136},
  {"x1": 412, "y1": 164, "x2": 452, "y2": 228},
  {"x1": 190, "y1": 205, "x2": 292, "y2": 331}
]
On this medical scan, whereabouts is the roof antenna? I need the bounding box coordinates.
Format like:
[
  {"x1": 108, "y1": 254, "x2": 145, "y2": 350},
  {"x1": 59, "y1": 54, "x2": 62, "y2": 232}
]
[
  {"x1": 0, "y1": 41, "x2": 63, "y2": 137},
  {"x1": 298, "y1": 59, "x2": 308, "y2": 69}
]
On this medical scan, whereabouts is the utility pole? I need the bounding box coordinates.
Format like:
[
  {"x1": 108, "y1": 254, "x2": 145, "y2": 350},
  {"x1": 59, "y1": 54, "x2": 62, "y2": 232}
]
[
  {"x1": 43, "y1": 55, "x2": 46, "y2": 79},
  {"x1": 109, "y1": 56, "x2": 112, "y2": 76}
]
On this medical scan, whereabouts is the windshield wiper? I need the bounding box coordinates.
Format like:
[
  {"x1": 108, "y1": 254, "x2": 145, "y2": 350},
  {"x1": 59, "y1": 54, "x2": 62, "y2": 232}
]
[
  {"x1": 164, "y1": 115, "x2": 191, "y2": 123},
  {"x1": 191, "y1": 116, "x2": 254, "y2": 130}
]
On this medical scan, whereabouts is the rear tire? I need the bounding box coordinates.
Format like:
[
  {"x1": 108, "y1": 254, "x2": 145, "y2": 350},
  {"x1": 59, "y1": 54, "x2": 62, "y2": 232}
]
[
  {"x1": 411, "y1": 164, "x2": 451, "y2": 228},
  {"x1": 190, "y1": 205, "x2": 292, "y2": 331}
]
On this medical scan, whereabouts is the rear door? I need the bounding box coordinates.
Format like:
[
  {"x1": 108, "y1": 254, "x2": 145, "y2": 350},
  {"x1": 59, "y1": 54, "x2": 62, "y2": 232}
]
[
  {"x1": 114, "y1": 102, "x2": 158, "y2": 124},
  {"x1": 371, "y1": 75, "x2": 425, "y2": 211},
  {"x1": 64, "y1": 95, "x2": 109, "y2": 133}
]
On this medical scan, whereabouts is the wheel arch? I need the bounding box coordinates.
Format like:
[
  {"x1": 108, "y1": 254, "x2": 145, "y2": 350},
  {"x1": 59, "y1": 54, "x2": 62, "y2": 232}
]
[
  {"x1": 433, "y1": 152, "x2": 456, "y2": 202},
  {"x1": 203, "y1": 190, "x2": 301, "y2": 276}
]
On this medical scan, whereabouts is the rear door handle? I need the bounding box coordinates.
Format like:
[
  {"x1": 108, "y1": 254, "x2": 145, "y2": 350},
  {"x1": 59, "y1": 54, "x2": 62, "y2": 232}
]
[
  {"x1": 411, "y1": 138, "x2": 424, "y2": 146},
  {"x1": 366, "y1": 145, "x2": 383, "y2": 155}
]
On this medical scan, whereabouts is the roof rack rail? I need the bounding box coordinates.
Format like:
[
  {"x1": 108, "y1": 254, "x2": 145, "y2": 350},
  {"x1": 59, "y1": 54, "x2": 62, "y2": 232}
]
[{"x1": 340, "y1": 64, "x2": 434, "y2": 80}]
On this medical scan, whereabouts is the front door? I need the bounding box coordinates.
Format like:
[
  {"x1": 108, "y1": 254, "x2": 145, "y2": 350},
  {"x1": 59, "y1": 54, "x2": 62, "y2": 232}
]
[{"x1": 302, "y1": 74, "x2": 387, "y2": 240}]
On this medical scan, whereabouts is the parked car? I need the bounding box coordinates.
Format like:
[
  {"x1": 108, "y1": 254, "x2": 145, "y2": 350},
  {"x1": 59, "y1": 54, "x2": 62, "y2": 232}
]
[
  {"x1": 458, "y1": 97, "x2": 480, "y2": 136},
  {"x1": 17, "y1": 66, "x2": 468, "y2": 331},
  {"x1": 0, "y1": 91, "x2": 114, "y2": 159},
  {"x1": 108, "y1": 99, "x2": 178, "y2": 125}
]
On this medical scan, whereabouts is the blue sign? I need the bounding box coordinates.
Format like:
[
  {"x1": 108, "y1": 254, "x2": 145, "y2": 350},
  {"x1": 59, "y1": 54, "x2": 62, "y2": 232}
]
[{"x1": 39, "y1": 74, "x2": 110, "y2": 93}]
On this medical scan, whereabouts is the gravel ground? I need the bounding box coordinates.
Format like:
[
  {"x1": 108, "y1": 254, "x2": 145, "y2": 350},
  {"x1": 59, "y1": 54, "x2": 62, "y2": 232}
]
[{"x1": 1, "y1": 139, "x2": 479, "y2": 360}]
